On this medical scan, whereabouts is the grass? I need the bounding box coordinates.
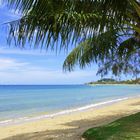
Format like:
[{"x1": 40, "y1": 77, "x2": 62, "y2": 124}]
[{"x1": 82, "y1": 112, "x2": 140, "y2": 140}]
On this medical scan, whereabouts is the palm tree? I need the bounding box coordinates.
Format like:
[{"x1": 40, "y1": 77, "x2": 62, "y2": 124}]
[
  {"x1": 63, "y1": 0, "x2": 140, "y2": 76},
  {"x1": 3, "y1": 0, "x2": 140, "y2": 77}
]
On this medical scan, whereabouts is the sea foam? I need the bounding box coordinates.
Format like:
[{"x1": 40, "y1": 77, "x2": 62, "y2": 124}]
[{"x1": 0, "y1": 97, "x2": 130, "y2": 126}]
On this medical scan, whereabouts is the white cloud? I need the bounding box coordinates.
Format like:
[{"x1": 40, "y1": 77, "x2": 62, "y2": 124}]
[
  {"x1": 0, "y1": 69, "x2": 97, "y2": 85},
  {"x1": 0, "y1": 0, "x2": 3, "y2": 6},
  {"x1": 0, "y1": 57, "x2": 98, "y2": 84},
  {"x1": 0, "y1": 58, "x2": 28, "y2": 71}
]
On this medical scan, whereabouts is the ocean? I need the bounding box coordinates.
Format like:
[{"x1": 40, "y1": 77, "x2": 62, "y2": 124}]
[{"x1": 0, "y1": 85, "x2": 140, "y2": 125}]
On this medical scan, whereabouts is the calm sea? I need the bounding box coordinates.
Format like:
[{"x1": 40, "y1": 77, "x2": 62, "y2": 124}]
[{"x1": 0, "y1": 85, "x2": 140, "y2": 124}]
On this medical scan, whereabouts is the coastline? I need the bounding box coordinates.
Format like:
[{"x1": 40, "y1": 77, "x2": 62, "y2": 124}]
[
  {"x1": 87, "y1": 84, "x2": 140, "y2": 86},
  {"x1": 0, "y1": 97, "x2": 131, "y2": 126},
  {"x1": 0, "y1": 96, "x2": 140, "y2": 140}
]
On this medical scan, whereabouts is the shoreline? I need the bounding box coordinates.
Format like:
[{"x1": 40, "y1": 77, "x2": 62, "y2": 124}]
[
  {"x1": 0, "y1": 96, "x2": 137, "y2": 126},
  {"x1": 0, "y1": 96, "x2": 140, "y2": 140},
  {"x1": 87, "y1": 84, "x2": 140, "y2": 86}
]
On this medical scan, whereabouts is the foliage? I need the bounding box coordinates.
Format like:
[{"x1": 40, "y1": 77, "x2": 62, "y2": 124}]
[
  {"x1": 3, "y1": 0, "x2": 140, "y2": 76},
  {"x1": 87, "y1": 78, "x2": 140, "y2": 85},
  {"x1": 82, "y1": 112, "x2": 140, "y2": 140},
  {"x1": 63, "y1": 1, "x2": 140, "y2": 76}
]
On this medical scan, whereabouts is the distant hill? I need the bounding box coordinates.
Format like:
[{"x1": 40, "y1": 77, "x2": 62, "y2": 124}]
[{"x1": 86, "y1": 78, "x2": 140, "y2": 85}]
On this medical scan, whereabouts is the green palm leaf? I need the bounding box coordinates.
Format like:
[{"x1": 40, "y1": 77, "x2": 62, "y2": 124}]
[
  {"x1": 5, "y1": 0, "x2": 129, "y2": 48},
  {"x1": 2, "y1": 0, "x2": 140, "y2": 77},
  {"x1": 63, "y1": 31, "x2": 118, "y2": 71}
]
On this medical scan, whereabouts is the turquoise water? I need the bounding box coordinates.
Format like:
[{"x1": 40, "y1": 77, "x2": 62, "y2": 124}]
[{"x1": 0, "y1": 85, "x2": 140, "y2": 123}]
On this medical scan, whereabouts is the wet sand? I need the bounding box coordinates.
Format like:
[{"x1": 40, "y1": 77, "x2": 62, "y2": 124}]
[{"x1": 0, "y1": 97, "x2": 140, "y2": 140}]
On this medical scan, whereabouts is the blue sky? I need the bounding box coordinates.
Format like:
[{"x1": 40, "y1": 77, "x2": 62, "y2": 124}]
[
  {"x1": 0, "y1": 1, "x2": 131, "y2": 85},
  {"x1": 0, "y1": 1, "x2": 101, "y2": 85}
]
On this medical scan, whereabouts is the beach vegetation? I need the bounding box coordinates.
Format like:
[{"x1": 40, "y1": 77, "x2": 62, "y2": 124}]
[
  {"x1": 82, "y1": 112, "x2": 140, "y2": 140},
  {"x1": 87, "y1": 78, "x2": 140, "y2": 85}
]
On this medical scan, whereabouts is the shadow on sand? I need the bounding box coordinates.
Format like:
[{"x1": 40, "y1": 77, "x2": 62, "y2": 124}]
[{"x1": 2, "y1": 102, "x2": 140, "y2": 140}]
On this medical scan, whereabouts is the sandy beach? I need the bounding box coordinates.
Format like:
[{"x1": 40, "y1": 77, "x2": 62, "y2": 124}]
[{"x1": 0, "y1": 97, "x2": 140, "y2": 140}]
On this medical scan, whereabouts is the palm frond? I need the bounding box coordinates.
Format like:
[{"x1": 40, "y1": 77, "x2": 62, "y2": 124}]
[
  {"x1": 63, "y1": 31, "x2": 118, "y2": 71},
  {"x1": 97, "y1": 50, "x2": 140, "y2": 76},
  {"x1": 6, "y1": 0, "x2": 130, "y2": 49},
  {"x1": 63, "y1": 31, "x2": 140, "y2": 76},
  {"x1": 118, "y1": 37, "x2": 140, "y2": 57},
  {"x1": 130, "y1": 0, "x2": 140, "y2": 17},
  {"x1": 3, "y1": 0, "x2": 140, "y2": 77}
]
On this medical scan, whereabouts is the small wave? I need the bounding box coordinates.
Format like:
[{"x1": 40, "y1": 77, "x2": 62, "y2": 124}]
[{"x1": 0, "y1": 97, "x2": 132, "y2": 126}]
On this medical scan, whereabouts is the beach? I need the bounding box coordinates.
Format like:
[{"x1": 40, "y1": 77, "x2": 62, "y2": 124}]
[
  {"x1": 0, "y1": 0, "x2": 140, "y2": 139},
  {"x1": 0, "y1": 97, "x2": 140, "y2": 140}
]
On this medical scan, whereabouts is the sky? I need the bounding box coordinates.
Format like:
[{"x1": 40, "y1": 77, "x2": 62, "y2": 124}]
[
  {"x1": 0, "y1": 1, "x2": 101, "y2": 85},
  {"x1": 0, "y1": 1, "x2": 131, "y2": 85}
]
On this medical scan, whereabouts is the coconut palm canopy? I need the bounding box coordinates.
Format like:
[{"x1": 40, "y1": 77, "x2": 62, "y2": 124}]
[{"x1": 3, "y1": 0, "x2": 140, "y2": 77}]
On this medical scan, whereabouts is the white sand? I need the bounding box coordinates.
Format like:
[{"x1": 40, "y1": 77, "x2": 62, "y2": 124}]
[{"x1": 0, "y1": 97, "x2": 140, "y2": 140}]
